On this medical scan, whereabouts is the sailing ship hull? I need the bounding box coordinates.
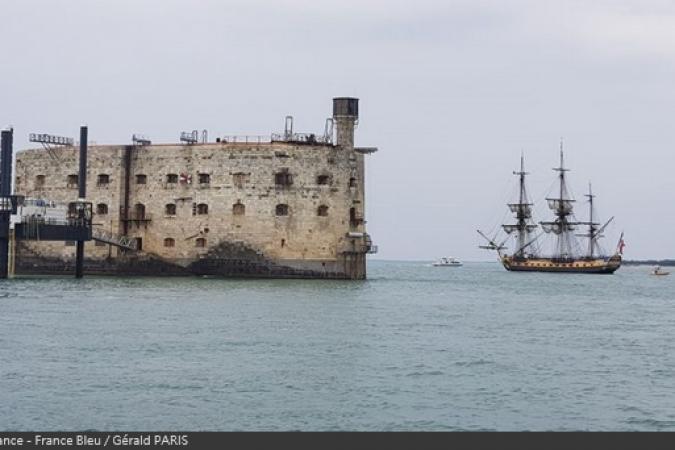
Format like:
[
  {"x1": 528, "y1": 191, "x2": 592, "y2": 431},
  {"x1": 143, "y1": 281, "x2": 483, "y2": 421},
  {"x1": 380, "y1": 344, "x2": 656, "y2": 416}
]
[{"x1": 501, "y1": 255, "x2": 621, "y2": 274}]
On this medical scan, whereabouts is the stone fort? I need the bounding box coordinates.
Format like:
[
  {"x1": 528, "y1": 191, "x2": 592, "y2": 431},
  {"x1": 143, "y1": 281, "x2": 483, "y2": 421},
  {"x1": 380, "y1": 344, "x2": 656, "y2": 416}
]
[{"x1": 14, "y1": 97, "x2": 376, "y2": 279}]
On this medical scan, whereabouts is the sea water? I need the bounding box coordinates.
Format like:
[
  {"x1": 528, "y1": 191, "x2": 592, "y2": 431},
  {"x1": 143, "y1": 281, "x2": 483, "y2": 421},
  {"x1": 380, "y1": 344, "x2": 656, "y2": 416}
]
[{"x1": 1, "y1": 260, "x2": 674, "y2": 430}]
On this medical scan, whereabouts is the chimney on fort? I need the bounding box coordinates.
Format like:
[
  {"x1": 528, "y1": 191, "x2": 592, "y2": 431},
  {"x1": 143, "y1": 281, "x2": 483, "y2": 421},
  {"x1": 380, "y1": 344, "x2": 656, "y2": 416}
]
[{"x1": 332, "y1": 97, "x2": 358, "y2": 149}]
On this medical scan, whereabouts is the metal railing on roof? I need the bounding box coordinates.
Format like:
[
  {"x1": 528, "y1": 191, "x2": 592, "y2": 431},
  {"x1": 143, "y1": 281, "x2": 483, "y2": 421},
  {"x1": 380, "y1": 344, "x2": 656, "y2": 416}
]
[
  {"x1": 271, "y1": 132, "x2": 333, "y2": 145},
  {"x1": 218, "y1": 135, "x2": 272, "y2": 144}
]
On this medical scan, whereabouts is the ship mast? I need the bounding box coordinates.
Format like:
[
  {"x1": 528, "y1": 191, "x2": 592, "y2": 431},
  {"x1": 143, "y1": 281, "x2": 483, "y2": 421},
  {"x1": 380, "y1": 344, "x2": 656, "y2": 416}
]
[
  {"x1": 577, "y1": 182, "x2": 614, "y2": 259},
  {"x1": 502, "y1": 153, "x2": 537, "y2": 258},
  {"x1": 585, "y1": 183, "x2": 598, "y2": 258},
  {"x1": 540, "y1": 143, "x2": 580, "y2": 259}
]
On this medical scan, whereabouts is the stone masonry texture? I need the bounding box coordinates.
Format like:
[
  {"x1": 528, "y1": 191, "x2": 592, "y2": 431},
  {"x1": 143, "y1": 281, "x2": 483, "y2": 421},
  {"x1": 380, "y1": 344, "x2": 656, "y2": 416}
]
[{"x1": 13, "y1": 99, "x2": 373, "y2": 279}]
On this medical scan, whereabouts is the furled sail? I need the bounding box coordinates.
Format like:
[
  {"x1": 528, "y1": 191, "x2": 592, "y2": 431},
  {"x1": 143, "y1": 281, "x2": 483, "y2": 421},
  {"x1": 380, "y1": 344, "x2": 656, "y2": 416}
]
[
  {"x1": 546, "y1": 198, "x2": 575, "y2": 214},
  {"x1": 502, "y1": 224, "x2": 538, "y2": 234},
  {"x1": 508, "y1": 203, "x2": 533, "y2": 217},
  {"x1": 540, "y1": 220, "x2": 577, "y2": 234}
]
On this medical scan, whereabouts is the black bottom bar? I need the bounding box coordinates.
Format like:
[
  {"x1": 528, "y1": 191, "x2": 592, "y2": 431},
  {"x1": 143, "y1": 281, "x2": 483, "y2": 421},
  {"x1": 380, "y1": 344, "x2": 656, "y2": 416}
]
[{"x1": 0, "y1": 432, "x2": 674, "y2": 450}]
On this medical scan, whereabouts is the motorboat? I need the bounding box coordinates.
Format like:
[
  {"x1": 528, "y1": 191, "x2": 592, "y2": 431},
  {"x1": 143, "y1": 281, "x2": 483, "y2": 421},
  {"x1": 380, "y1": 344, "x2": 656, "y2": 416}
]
[
  {"x1": 651, "y1": 266, "x2": 670, "y2": 276},
  {"x1": 433, "y1": 257, "x2": 463, "y2": 267}
]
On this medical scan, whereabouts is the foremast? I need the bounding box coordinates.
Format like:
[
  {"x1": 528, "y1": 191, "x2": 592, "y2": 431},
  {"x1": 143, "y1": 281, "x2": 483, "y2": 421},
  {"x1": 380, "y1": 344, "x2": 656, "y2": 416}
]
[
  {"x1": 502, "y1": 154, "x2": 538, "y2": 258},
  {"x1": 540, "y1": 145, "x2": 581, "y2": 259}
]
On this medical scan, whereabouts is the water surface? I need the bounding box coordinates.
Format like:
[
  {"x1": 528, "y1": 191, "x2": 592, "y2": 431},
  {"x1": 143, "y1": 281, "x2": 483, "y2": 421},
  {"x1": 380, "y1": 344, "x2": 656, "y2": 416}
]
[{"x1": 1, "y1": 261, "x2": 674, "y2": 430}]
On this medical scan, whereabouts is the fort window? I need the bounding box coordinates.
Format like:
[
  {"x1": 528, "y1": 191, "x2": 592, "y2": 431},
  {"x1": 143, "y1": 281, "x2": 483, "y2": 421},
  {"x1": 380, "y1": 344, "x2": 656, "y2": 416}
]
[
  {"x1": 349, "y1": 207, "x2": 363, "y2": 228},
  {"x1": 67, "y1": 174, "x2": 78, "y2": 188},
  {"x1": 164, "y1": 238, "x2": 175, "y2": 248},
  {"x1": 196, "y1": 237, "x2": 207, "y2": 248},
  {"x1": 96, "y1": 203, "x2": 108, "y2": 215},
  {"x1": 198, "y1": 173, "x2": 210, "y2": 184},
  {"x1": 275, "y1": 204, "x2": 289, "y2": 216},
  {"x1": 349, "y1": 177, "x2": 357, "y2": 188},
  {"x1": 134, "y1": 203, "x2": 146, "y2": 220},
  {"x1": 274, "y1": 170, "x2": 293, "y2": 187},
  {"x1": 136, "y1": 174, "x2": 147, "y2": 184},
  {"x1": 135, "y1": 238, "x2": 143, "y2": 251},
  {"x1": 233, "y1": 202, "x2": 245, "y2": 216},
  {"x1": 166, "y1": 173, "x2": 179, "y2": 183},
  {"x1": 165, "y1": 203, "x2": 176, "y2": 216},
  {"x1": 317, "y1": 175, "x2": 331, "y2": 185},
  {"x1": 97, "y1": 174, "x2": 110, "y2": 186},
  {"x1": 317, "y1": 205, "x2": 329, "y2": 217},
  {"x1": 67, "y1": 202, "x2": 78, "y2": 218},
  {"x1": 233, "y1": 172, "x2": 250, "y2": 187},
  {"x1": 35, "y1": 175, "x2": 46, "y2": 189},
  {"x1": 196, "y1": 203, "x2": 209, "y2": 215}
]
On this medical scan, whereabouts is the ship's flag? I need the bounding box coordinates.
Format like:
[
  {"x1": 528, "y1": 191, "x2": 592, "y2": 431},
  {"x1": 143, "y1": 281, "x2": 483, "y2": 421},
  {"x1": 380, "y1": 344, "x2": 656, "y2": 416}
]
[{"x1": 618, "y1": 233, "x2": 626, "y2": 255}]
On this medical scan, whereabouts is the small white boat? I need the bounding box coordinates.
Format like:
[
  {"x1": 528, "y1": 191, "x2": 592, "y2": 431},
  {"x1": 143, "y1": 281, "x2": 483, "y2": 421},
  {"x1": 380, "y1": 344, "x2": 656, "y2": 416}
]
[
  {"x1": 433, "y1": 257, "x2": 463, "y2": 267},
  {"x1": 651, "y1": 266, "x2": 670, "y2": 276}
]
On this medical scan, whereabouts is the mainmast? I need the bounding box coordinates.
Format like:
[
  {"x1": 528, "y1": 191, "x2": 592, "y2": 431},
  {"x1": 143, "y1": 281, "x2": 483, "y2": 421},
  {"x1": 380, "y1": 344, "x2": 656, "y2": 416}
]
[
  {"x1": 585, "y1": 183, "x2": 598, "y2": 258},
  {"x1": 540, "y1": 143, "x2": 580, "y2": 259},
  {"x1": 502, "y1": 153, "x2": 537, "y2": 258}
]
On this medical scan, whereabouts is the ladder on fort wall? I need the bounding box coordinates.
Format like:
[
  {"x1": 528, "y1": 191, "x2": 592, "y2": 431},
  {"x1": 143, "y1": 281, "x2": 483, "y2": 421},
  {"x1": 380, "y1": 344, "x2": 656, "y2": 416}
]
[{"x1": 91, "y1": 227, "x2": 138, "y2": 251}]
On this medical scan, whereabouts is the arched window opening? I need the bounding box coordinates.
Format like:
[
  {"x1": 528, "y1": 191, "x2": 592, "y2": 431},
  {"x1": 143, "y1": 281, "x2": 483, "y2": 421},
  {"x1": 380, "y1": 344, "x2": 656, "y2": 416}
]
[
  {"x1": 96, "y1": 203, "x2": 108, "y2": 215},
  {"x1": 97, "y1": 174, "x2": 110, "y2": 186},
  {"x1": 136, "y1": 174, "x2": 147, "y2": 184},
  {"x1": 67, "y1": 202, "x2": 78, "y2": 218},
  {"x1": 349, "y1": 207, "x2": 362, "y2": 228},
  {"x1": 166, "y1": 173, "x2": 179, "y2": 183},
  {"x1": 35, "y1": 175, "x2": 46, "y2": 189},
  {"x1": 164, "y1": 238, "x2": 175, "y2": 248},
  {"x1": 134, "y1": 203, "x2": 146, "y2": 220},
  {"x1": 275, "y1": 204, "x2": 289, "y2": 216},
  {"x1": 165, "y1": 203, "x2": 176, "y2": 216},
  {"x1": 67, "y1": 174, "x2": 78, "y2": 188},
  {"x1": 196, "y1": 237, "x2": 207, "y2": 248},
  {"x1": 196, "y1": 203, "x2": 209, "y2": 215},
  {"x1": 233, "y1": 172, "x2": 250, "y2": 188},
  {"x1": 198, "y1": 173, "x2": 210, "y2": 184},
  {"x1": 233, "y1": 202, "x2": 245, "y2": 216},
  {"x1": 349, "y1": 177, "x2": 357, "y2": 188},
  {"x1": 317, "y1": 205, "x2": 329, "y2": 217},
  {"x1": 274, "y1": 170, "x2": 293, "y2": 187}
]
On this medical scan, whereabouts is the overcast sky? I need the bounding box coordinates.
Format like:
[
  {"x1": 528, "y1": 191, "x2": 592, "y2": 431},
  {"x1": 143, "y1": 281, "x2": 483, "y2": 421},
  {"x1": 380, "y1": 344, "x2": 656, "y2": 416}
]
[{"x1": 2, "y1": 0, "x2": 674, "y2": 261}]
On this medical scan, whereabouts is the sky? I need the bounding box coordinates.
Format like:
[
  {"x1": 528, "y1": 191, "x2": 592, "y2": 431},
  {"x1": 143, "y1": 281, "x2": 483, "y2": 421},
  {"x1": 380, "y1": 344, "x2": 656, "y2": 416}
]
[{"x1": 1, "y1": 0, "x2": 674, "y2": 261}]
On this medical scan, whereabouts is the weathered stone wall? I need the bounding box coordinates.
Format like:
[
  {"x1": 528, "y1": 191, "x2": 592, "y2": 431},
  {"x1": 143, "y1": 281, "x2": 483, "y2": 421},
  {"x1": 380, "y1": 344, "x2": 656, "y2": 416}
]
[{"x1": 14, "y1": 116, "x2": 372, "y2": 279}]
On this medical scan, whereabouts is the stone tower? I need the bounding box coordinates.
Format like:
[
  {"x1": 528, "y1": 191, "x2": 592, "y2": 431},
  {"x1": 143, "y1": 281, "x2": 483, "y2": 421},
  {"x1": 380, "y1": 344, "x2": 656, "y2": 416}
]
[{"x1": 333, "y1": 97, "x2": 359, "y2": 149}]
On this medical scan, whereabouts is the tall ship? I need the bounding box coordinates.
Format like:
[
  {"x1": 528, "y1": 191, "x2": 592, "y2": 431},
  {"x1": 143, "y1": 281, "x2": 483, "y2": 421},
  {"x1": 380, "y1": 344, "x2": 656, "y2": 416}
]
[{"x1": 478, "y1": 147, "x2": 624, "y2": 274}]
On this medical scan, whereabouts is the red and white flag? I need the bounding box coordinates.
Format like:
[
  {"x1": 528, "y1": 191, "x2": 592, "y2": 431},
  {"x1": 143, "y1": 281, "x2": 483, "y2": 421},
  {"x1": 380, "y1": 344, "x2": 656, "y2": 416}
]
[{"x1": 617, "y1": 233, "x2": 626, "y2": 255}]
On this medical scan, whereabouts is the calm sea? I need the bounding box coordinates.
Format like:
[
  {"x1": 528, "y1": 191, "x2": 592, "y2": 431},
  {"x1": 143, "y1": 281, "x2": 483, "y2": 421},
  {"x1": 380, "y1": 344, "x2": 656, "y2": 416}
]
[{"x1": 1, "y1": 260, "x2": 674, "y2": 431}]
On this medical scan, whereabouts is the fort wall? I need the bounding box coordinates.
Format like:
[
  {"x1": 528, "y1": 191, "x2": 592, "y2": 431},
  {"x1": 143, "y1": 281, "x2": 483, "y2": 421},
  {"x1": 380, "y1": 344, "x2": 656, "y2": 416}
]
[{"x1": 13, "y1": 98, "x2": 375, "y2": 279}]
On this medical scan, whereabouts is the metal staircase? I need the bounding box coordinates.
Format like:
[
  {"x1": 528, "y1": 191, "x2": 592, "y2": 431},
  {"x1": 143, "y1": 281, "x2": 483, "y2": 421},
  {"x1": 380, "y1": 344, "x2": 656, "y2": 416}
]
[{"x1": 91, "y1": 227, "x2": 137, "y2": 251}]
